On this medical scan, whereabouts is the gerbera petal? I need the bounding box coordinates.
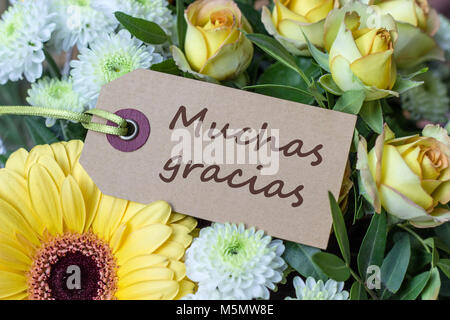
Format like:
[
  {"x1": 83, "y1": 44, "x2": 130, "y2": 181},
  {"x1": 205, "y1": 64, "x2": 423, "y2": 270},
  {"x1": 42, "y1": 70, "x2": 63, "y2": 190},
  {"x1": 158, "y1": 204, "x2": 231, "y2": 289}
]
[
  {"x1": 115, "y1": 280, "x2": 179, "y2": 300},
  {"x1": 169, "y1": 224, "x2": 193, "y2": 248},
  {"x1": 37, "y1": 156, "x2": 66, "y2": 190},
  {"x1": 174, "y1": 279, "x2": 196, "y2": 299},
  {"x1": 0, "y1": 291, "x2": 28, "y2": 300},
  {"x1": 116, "y1": 224, "x2": 172, "y2": 265},
  {"x1": 64, "y1": 140, "x2": 84, "y2": 171},
  {"x1": 168, "y1": 260, "x2": 187, "y2": 281},
  {"x1": 5, "y1": 148, "x2": 28, "y2": 176},
  {"x1": 28, "y1": 164, "x2": 63, "y2": 235},
  {"x1": 117, "y1": 254, "x2": 170, "y2": 278},
  {"x1": 119, "y1": 267, "x2": 175, "y2": 288},
  {"x1": 172, "y1": 216, "x2": 198, "y2": 232},
  {"x1": 127, "y1": 201, "x2": 171, "y2": 229},
  {"x1": 0, "y1": 271, "x2": 27, "y2": 299},
  {"x1": 92, "y1": 194, "x2": 128, "y2": 241},
  {"x1": 0, "y1": 243, "x2": 32, "y2": 272},
  {"x1": 50, "y1": 141, "x2": 71, "y2": 176},
  {"x1": 61, "y1": 176, "x2": 86, "y2": 233},
  {"x1": 154, "y1": 241, "x2": 185, "y2": 260}
]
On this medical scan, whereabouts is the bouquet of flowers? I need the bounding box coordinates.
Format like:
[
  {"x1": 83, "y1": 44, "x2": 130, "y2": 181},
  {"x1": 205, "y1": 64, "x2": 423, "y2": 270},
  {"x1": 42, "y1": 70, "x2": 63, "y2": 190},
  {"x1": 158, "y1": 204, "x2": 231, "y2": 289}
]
[{"x1": 0, "y1": 0, "x2": 448, "y2": 301}]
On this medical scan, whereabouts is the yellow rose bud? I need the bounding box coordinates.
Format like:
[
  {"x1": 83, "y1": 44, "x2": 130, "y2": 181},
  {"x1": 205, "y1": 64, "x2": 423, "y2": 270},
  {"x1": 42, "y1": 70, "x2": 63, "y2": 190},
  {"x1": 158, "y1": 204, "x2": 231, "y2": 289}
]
[
  {"x1": 173, "y1": 0, "x2": 254, "y2": 81},
  {"x1": 261, "y1": 0, "x2": 339, "y2": 55},
  {"x1": 324, "y1": 3, "x2": 398, "y2": 100},
  {"x1": 370, "y1": 0, "x2": 443, "y2": 68},
  {"x1": 357, "y1": 124, "x2": 450, "y2": 228}
]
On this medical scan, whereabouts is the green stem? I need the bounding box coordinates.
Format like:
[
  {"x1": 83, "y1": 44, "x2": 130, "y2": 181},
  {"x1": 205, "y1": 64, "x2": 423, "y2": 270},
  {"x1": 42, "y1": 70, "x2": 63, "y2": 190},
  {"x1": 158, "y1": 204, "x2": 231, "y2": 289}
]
[
  {"x1": 397, "y1": 224, "x2": 431, "y2": 253},
  {"x1": 59, "y1": 120, "x2": 69, "y2": 141},
  {"x1": 348, "y1": 264, "x2": 379, "y2": 300},
  {"x1": 43, "y1": 48, "x2": 62, "y2": 79}
]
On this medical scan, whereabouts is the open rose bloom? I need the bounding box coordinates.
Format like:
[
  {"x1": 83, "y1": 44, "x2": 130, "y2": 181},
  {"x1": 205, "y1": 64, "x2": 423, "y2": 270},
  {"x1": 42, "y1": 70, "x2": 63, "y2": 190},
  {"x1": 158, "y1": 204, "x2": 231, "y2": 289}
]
[{"x1": 358, "y1": 125, "x2": 450, "y2": 228}]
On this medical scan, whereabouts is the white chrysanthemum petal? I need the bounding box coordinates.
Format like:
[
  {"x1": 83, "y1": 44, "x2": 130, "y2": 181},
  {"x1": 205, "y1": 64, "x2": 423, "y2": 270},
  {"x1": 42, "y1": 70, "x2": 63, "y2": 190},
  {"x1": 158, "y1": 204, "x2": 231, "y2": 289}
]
[
  {"x1": 0, "y1": 0, "x2": 55, "y2": 84},
  {"x1": 0, "y1": 139, "x2": 5, "y2": 156},
  {"x1": 92, "y1": 0, "x2": 174, "y2": 35},
  {"x1": 26, "y1": 78, "x2": 87, "y2": 127},
  {"x1": 49, "y1": 0, "x2": 116, "y2": 52},
  {"x1": 286, "y1": 276, "x2": 349, "y2": 300},
  {"x1": 70, "y1": 30, "x2": 163, "y2": 108},
  {"x1": 185, "y1": 223, "x2": 287, "y2": 300}
]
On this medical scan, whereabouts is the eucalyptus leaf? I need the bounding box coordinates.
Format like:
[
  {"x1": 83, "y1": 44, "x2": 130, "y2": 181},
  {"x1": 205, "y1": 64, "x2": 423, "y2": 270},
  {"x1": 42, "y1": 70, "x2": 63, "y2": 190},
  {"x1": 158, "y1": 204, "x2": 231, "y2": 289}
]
[
  {"x1": 437, "y1": 259, "x2": 450, "y2": 279},
  {"x1": 318, "y1": 74, "x2": 343, "y2": 96},
  {"x1": 421, "y1": 267, "x2": 441, "y2": 300},
  {"x1": 312, "y1": 252, "x2": 351, "y2": 282},
  {"x1": 359, "y1": 100, "x2": 383, "y2": 134},
  {"x1": 333, "y1": 90, "x2": 365, "y2": 114},
  {"x1": 115, "y1": 11, "x2": 168, "y2": 44},
  {"x1": 357, "y1": 211, "x2": 387, "y2": 280},
  {"x1": 282, "y1": 242, "x2": 327, "y2": 281},
  {"x1": 350, "y1": 281, "x2": 368, "y2": 300},
  {"x1": 397, "y1": 271, "x2": 430, "y2": 300},
  {"x1": 328, "y1": 192, "x2": 351, "y2": 265},
  {"x1": 379, "y1": 233, "x2": 411, "y2": 298}
]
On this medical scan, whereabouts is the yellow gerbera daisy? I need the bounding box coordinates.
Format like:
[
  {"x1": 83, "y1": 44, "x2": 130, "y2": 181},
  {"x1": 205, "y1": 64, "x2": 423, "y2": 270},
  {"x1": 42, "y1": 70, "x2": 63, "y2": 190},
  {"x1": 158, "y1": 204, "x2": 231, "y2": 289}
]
[{"x1": 0, "y1": 140, "x2": 197, "y2": 300}]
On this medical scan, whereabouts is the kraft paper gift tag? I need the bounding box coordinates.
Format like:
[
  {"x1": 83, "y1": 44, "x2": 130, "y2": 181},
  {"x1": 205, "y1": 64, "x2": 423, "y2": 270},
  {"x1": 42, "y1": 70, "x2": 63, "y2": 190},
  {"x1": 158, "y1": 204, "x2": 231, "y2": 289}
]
[{"x1": 80, "y1": 69, "x2": 357, "y2": 249}]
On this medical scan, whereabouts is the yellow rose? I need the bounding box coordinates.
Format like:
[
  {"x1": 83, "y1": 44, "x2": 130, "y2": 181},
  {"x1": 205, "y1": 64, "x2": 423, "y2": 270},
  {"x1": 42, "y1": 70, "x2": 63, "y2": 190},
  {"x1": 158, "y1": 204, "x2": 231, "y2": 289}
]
[
  {"x1": 357, "y1": 124, "x2": 450, "y2": 228},
  {"x1": 262, "y1": 0, "x2": 339, "y2": 55},
  {"x1": 171, "y1": 0, "x2": 254, "y2": 81},
  {"x1": 324, "y1": 2, "x2": 398, "y2": 100},
  {"x1": 370, "y1": 0, "x2": 444, "y2": 68}
]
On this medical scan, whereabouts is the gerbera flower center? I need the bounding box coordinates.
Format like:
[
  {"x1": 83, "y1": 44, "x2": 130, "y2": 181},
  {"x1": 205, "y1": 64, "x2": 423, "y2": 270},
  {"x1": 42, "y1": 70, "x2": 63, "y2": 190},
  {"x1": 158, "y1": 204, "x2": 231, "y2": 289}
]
[{"x1": 28, "y1": 233, "x2": 117, "y2": 300}]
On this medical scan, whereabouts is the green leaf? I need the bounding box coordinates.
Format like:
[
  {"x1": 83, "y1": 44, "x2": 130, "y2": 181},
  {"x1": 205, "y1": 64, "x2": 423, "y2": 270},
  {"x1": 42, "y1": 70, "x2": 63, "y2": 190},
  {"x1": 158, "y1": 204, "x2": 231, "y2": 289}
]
[
  {"x1": 333, "y1": 90, "x2": 365, "y2": 115},
  {"x1": 245, "y1": 33, "x2": 305, "y2": 78},
  {"x1": 380, "y1": 233, "x2": 411, "y2": 298},
  {"x1": 150, "y1": 59, "x2": 180, "y2": 75},
  {"x1": 115, "y1": 11, "x2": 168, "y2": 44},
  {"x1": 244, "y1": 84, "x2": 313, "y2": 97},
  {"x1": 176, "y1": 0, "x2": 187, "y2": 49},
  {"x1": 359, "y1": 100, "x2": 383, "y2": 134},
  {"x1": 254, "y1": 57, "x2": 320, "y2": 104},
  {"x1": 421, "y1": 267, "x2": 441, "y2": 300},
  {"x1": 401, "y1": 67, "x2": 428, "y2": 80},
  {"x1": 350, "y1": 281, "x2": 368, "y2": 300},
  {"x1": 312, "y1": 252, "x2": 351, "y2": 282},
  {"x1": 437, "y1": 259, "x2": 450, "y2": 279},
  {"x1": 318, "y1": 74, "x2": 343, "y2": 96},
  {"x1": 43, "y1": 49, "x2": 61, "y2": 79},
  {"x1": 392, "y1": 77, "x2": 423, "y2": 94},
  {"x1": 358, "y1": 211, "x2": 387, "y2": 280},
  {"x1": 397, "y1": 271, "x2": 431, "y2": 300},
  {"x1": 282, "y1": 242, "x2": 328, "y2": 281},
  {"x1": 328, "y1": 192, "x2": 351, "y2": 264},
  {"x1": 301, "y1": 31, "x2": 330, "y2": 72},
  {"x1": 24, "y1": 117, "x2": 59, "y2": 146}
]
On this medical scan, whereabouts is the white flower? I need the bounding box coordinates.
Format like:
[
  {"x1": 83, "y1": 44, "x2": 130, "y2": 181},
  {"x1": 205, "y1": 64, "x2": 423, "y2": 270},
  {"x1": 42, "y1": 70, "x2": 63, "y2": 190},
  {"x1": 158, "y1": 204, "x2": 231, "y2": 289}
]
[
  {"x1": 286, "y1": 276, "x2": 349, "y2": 300},
  {"x1": 92, "y1": 0, "x2": 174, "y2": 35},
  {"x1": 0, "y1": 0, "x2": 55, "y2": 84},
  {"x1": 0, "y1": 139, "x2": 5, "y2": 156},
  {"x1": 49, "y1": 0, "x2": 116, "y2": 52},
  {"x1": 26, "y1": 78, "x2": 87, "y2": 127},
  {"x1": 182, "y1": 287, "x2": 234, "y2": 300},
  {"x1": 70, "y1": 30, "x2": 163, "y2": 107},
  {"x1": 185, "y1": 223, "x2": 287, "y2": 300}
]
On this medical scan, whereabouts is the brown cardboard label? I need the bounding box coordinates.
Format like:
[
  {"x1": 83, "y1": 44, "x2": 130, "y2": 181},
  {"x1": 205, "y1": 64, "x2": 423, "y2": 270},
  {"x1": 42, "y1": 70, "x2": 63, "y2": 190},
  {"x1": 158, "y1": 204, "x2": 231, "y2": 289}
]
[{"x1": 80, "y1": 69, "x2": 356, "y2": 249}]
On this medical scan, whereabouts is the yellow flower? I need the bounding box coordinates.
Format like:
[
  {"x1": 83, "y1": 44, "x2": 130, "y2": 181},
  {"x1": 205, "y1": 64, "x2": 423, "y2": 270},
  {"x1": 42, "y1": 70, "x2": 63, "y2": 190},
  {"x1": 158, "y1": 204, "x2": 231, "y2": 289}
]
[
  {"x1": 324, "y1": 2, "x2": 398, "y2": 100},
  {"x1": 370, "y1": 0, "x2": 444, "y2": 68},
  {"x1": 357, "y1": 124, "x2": 450, "y2": 228},
  {"x1": 262, "y1": 0, "x2": 338, "y2": 55},
  {"x1": 0, "y1": 141, "x2": 197, "y2": 300},
  {"x1": 171, "y1": 0, "x2": 254, "y2": 81}
]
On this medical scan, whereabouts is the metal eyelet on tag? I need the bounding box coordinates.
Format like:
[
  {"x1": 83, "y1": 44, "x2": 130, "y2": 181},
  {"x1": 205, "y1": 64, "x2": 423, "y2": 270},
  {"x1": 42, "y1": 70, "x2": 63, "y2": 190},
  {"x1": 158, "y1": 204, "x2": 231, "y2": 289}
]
[{"x1": 106, "y1": 109, "x2": 150, "y2": 152}]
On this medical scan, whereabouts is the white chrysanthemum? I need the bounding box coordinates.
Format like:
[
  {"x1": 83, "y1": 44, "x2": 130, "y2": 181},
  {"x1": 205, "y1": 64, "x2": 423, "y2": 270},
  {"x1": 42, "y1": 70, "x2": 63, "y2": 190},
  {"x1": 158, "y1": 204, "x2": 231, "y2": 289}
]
[
  {"x1": 26, "y1": 78, "x2": 87, "y2": 127},
  {"x1": 92, "y1": 0, "x2": 174, "y2": 35},
  {"x1": 49, "y1": 0, "x2": 116, "y2": 52},
  {"x1": 182, "y1": 287, "x2": 234, "y2": 300},
  {"x1": 70, "y1": 30, "x2": 163, "y2": 107},
  {"x1": 185, "y1": 223, "x2": 287, "y2": 300},
  {"x1": 286, "y1": 276, "x2": 349, "y2": 300},
  {"x1": 0, "y1": 0, "x2": 55, "y2": 84}
]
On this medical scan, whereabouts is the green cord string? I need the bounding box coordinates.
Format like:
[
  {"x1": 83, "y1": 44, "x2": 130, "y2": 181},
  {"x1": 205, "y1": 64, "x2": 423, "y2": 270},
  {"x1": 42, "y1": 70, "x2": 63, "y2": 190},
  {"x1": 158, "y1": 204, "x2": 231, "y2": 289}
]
[{"x1": 0, "y1": 106, "x2": 129, "y2": 136}]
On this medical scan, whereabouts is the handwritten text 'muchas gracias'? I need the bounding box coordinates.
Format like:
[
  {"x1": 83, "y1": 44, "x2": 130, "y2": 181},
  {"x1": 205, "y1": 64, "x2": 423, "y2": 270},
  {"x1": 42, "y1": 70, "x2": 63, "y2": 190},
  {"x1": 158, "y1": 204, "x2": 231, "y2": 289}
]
[{"x1": 159, "y1": 106, "x2": 324, "y2": 208}]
